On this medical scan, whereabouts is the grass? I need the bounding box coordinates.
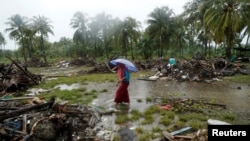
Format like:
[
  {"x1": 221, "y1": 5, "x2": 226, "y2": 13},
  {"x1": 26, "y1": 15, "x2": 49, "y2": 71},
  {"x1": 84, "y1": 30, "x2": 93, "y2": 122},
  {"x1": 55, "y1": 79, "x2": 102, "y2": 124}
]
[
  {"x1": 27, "y1": 68, "x2": 117, "y2": 104},
  {"x1": 25, "y1": 66, "x2": 249, "y2": 140},
  {"x1": 223, "y1": 74, "x2": 250, "y2": 83}
]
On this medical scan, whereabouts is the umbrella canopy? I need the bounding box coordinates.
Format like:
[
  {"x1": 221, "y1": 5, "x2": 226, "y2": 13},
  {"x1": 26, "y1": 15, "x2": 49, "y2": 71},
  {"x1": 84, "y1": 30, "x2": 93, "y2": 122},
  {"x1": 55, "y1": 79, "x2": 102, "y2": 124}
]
[{"x1": 110, "y1": 58, "x2": 138, "y2": 72}]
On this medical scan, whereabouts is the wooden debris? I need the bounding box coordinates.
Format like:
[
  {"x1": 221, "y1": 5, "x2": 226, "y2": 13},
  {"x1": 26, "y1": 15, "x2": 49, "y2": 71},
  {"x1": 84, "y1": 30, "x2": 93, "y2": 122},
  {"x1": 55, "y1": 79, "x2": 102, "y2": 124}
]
[
  {"x1": 171, "y1": 126, "x2": 192, "y2": 135},
  {"x1": 162, "y1": 131, "x2": 175, "y2": 141},
  {"x1": 0, "y1": 97, "x2": 105, "y2": 141},
  {"x1": 0, "y1": 57, "x2": 42, "y2": 95}
]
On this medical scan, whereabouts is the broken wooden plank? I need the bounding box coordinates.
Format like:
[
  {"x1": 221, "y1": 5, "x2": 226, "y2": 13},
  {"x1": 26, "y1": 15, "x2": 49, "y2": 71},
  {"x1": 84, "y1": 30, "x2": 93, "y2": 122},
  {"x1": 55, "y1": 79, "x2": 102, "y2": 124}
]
[
  {"x1": 203, "y1": 102, "x2": 226, "y2": 109},
  {"x1": 5, "y1": 56, "x2": 39, "y2": 85},
  {"x1": 171, "y1": 126, "x2": 192, "y2": 135},
  {"x1": 0, "y1": 97, "x2": 37, "y2": 101},
  {"x1": 174, "y1": 135, "x2": 195, "y2": 139},
  {"x1": 162, "y1": 131, "x2": 175, "y2": 141},
  {"x1": 0, "y1": 100, "x2": 54, "y2": 122}
]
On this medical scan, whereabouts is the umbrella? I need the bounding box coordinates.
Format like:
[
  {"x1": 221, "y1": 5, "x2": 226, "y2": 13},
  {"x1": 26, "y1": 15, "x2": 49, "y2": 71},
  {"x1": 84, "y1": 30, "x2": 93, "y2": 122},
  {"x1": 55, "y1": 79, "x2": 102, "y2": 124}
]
[{"x1": 110, "y1": 58, "x2": 138, "y2": 72}]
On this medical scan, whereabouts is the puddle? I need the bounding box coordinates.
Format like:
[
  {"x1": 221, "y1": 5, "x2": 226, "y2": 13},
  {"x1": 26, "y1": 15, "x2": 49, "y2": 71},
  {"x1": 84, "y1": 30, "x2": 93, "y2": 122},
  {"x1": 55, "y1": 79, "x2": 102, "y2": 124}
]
[{"x1": 89, "y1": 78, "x2": 250, "y2": 124}]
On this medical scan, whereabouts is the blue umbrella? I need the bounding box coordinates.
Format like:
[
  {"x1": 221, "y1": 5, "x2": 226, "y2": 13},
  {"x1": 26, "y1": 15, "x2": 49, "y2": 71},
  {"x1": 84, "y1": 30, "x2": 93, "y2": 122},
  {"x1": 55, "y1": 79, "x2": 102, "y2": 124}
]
[{"x1": 110, "y1": 58, "x2": 138, "y2": 72}]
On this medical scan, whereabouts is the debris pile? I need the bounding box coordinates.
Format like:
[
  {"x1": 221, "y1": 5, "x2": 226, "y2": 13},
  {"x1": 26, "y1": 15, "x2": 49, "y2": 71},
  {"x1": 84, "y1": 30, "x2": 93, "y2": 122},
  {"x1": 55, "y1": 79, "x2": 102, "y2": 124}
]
[
  {"x1": 158, "y1": 98, "x2": 226, "y2": 113},
  {"x1": 73, "y1": 57, "x2": 249, "y2": 82},
  {"x1": 0, "y1": 60, "x2": 42, "y2": 95},
  {"x1": 0, "y1": 97, "x2": 110, "y2": 141},
  {"x1": 137, "y1": 58, "x2": 250, "y2": 82}
]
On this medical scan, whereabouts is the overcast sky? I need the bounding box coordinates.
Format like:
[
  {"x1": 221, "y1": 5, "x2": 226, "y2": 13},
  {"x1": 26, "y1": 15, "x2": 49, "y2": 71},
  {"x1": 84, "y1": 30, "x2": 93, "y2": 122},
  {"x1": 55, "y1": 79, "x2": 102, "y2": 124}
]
[{"x1": 0, "y1": 0, "x2": 189, "y2": 50}]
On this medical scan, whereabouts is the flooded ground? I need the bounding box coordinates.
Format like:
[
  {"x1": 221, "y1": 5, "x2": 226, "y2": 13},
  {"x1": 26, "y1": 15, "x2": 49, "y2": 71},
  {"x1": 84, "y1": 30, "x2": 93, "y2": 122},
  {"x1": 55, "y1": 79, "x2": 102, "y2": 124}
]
[
  {"x1": 87, "y1": 77, "x2": 250, "y2": 123},
  {"x1": 32, "y1": 65, "x2": 250, "y2": 124}
]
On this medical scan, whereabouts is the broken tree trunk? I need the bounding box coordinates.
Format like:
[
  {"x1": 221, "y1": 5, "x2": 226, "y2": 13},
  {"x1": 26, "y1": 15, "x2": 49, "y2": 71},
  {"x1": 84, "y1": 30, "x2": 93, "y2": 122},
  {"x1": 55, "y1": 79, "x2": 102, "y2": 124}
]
[{"x1": 0, "y1": 100, "x2": 54, "y2": 122}]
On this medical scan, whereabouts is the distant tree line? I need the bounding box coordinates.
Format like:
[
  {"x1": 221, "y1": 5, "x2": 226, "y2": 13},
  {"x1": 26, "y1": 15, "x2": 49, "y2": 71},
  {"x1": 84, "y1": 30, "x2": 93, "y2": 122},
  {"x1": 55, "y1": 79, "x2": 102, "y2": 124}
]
[{"x1": 0, "y1": 0, "x2": 250, "y2": 64}]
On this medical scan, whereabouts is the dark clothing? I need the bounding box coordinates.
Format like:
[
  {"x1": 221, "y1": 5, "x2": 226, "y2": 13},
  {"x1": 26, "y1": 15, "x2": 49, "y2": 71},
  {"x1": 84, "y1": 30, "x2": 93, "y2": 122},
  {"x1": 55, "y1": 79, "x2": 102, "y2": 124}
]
[{"x1": 114, "y1": 81, "x2": 130, "y2": 103}]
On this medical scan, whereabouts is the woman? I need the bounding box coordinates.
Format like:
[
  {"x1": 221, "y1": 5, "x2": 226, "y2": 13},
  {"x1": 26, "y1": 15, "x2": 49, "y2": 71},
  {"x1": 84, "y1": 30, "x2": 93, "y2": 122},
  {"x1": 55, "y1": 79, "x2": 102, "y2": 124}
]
[{"x1": 113, "y1": 62, "x2": 130, "y2": 108}]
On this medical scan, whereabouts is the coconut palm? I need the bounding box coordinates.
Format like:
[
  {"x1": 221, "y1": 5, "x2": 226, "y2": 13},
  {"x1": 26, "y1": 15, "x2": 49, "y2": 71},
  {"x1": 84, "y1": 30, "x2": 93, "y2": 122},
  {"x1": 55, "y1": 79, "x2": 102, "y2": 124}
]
[
  {"x1": 137, "y1": 36, "x2": 155, "y2": 59},
  {"x1": 146, "y1": 6, "x2": 175, "y2": 58},
  {"x1": 203, "y1": 0, "x2": 246, "y2": 59},
  {"x1": 182, "y1": 0, "x2": 213, "y2": 57},
  {"x1": 5, "y1": 14, "x2": 28, "y2": 61},
  {"x1": 0, "y1": 32, "x2": 6, "y2": 59},
  {"x1": 70, "y1": 11, "x2": 88, "y2": 57},
  {"x1": 93, "y1": 12, "x2": 113, "y2": 59},
  {"x1": 22, "y1": 28, "x2": 37, "y2": 59},
  {"x1": 240, "y1": 1, "x2": 250, "y2": 45},
  {"x1": 0, "y1": 32, "x2": 6, "y2": 47},
  {"x1": 31, "y1": 15, "x2": 54, "y2": 64},
  {"x1": 123, "y1": 17, "x2": 141, "y2": 60},
  {"x1": 112, "y1": 17, "x2": 141, "y2": 59}
]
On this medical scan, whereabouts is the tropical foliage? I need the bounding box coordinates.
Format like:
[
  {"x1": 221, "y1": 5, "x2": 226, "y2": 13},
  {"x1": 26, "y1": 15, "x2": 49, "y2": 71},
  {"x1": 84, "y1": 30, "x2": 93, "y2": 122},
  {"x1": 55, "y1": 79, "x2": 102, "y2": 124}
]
[{"x1": 2, "y1": 0, "x2": 250, "y2": 64}]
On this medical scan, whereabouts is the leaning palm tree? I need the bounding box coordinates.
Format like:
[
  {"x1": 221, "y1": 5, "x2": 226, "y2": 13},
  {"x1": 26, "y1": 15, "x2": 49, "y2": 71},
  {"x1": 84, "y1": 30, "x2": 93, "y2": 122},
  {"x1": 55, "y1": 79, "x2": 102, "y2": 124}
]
[
  {"x1": 31, "y1": 15, "x2": 54, "y2": 64},
  {"x1": 5, "y1": 14, "x2": 28, "y2": 61}
]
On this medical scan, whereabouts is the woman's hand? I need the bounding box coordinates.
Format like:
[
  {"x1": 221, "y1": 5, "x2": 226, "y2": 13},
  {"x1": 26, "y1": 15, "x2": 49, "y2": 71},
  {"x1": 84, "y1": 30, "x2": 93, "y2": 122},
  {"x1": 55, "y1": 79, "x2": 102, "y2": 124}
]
[{"x1": 116, "y1": 81, "x2": 121, "y2": 86}]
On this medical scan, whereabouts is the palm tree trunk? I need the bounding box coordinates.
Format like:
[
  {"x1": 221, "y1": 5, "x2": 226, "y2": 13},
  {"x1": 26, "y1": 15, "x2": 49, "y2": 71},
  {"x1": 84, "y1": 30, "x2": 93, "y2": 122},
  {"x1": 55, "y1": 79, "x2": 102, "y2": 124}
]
[{"x1": 41, "y1": 36, "x2": 47, "y2": 64}]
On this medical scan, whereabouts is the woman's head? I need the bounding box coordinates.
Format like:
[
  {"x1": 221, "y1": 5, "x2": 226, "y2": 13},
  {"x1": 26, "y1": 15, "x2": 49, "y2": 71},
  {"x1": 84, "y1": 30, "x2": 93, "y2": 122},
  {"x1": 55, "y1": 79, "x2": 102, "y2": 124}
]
[{"x1": 117, "y1": 62, "x2": 125, "y2": 68}]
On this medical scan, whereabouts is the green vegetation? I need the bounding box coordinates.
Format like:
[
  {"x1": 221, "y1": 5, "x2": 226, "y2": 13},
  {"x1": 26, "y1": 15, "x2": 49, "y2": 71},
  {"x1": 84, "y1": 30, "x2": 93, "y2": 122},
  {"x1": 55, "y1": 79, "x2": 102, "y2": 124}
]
[
  {"x1": 27, "y1": 71, "x2": 116, "y2": 104},
  {"x1": 224, "y1": 74, "x2": 250, "y2": 83},
  {"x1": 1, "y1": 0, "x2": 249, "y2": 64}
]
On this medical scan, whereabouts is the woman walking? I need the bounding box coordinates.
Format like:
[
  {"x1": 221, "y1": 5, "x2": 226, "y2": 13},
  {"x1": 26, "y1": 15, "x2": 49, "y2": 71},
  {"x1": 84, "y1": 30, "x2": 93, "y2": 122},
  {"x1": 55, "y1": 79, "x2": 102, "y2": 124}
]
[{"x1": 113, "y1": 62, "x2": 130, "y2": 108}]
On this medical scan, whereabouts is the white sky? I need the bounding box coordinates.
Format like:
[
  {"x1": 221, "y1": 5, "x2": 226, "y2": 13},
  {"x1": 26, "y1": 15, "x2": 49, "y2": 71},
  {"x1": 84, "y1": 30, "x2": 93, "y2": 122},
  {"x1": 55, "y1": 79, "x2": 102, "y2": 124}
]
[{"x1": 0, "y1": 0, "x2": 189, "y2": 50}]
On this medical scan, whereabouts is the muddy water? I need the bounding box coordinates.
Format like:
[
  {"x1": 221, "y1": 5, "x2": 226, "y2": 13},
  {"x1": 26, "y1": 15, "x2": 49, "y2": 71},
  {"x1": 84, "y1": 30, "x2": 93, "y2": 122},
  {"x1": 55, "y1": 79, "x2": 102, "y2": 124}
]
[{"x1": 88, "y1": 78, "x2": 250, "y2": 123}]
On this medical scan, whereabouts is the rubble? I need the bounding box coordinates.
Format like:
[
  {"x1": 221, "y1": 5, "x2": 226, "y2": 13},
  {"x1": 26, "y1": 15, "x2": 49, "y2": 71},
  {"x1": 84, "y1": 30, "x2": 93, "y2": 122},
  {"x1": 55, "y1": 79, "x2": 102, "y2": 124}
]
[
  {"x1": 0, "y1": 57, "x2": 42, "y2": 95},
  {"x1": 136, "y1": 58, "x2": 250, "y2": 82},
  {"x1": 0, "y1": 97, "x2": 111, "y2": 141},
  {"x1": 56, "y1": 57, "x2": 250, "y2": 82}
]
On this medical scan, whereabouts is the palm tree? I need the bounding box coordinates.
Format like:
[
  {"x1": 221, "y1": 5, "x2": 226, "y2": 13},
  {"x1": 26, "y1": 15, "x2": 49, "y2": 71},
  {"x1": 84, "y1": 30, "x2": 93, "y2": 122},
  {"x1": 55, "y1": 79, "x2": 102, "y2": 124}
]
[
  {"x1": 112, "y1": 17, "x2": 141, "y2": 59},
  {"x1": 0, "y1": 32, "x2": 6, "y2": 47},
  {"x1": 203, "y1": 0, "x2": 246, "y2": 59},
  {"x1": 22, "y1": 28, "x2": 37, "y2": 59},
  {"x1": 240, "y1": 1, "x2": 250, "y2": 45},
  {"x1": 146, "y1": 6, "x2": 175, "y2": 58},
  {"x1": 173, "y1": 16, "x2": 187, "y2": 57},
  {"x1": 137, "y1": 36, "x2": 155, "y2": 59},
  {"x1": 93, "y1": 12, "x2": 113, "y2": 59},
  {"x1": 70, "y1": 12, "x2": 88, "y2": 57},
  {"x1": 5, "y1": 14, "x2": 28, "y2": 61},
  {"x1": 31, "y1": 15, "x2": 54, "y2": 64},
  {"x1": 124, "y1": 17, "x2": 141, "y2": 60},
  {"x1": 182, "y1": 0, "x2": 214, "y2": 57},
  {"x1": 0, "y1": 32, "x2": 6, "y2": 59}
]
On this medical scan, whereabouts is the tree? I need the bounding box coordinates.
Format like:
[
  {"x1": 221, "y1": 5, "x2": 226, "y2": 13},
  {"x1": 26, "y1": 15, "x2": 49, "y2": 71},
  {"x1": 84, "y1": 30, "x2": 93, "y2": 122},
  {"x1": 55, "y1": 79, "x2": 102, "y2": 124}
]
[
  {"x1": 123, "y1": 17, "x2": 141, "y2": 60},
  {"x1": 70, "y1": 11, "x2": 88, "y2": 57},
  {"x1": 22, "y1": 28, "x2": 37, "y2": 59},
  {"x1": 203, "y1": 0, "x2": 246, "y2": 59},
  {"x1": 0, "y1": 32, "x2": 6, "y2": 47},
  {"x1": 146, "y1": 6, "x2": 175, "y2": 58},
  {"x1": 112, "y1": 17, "x2": 141, "y2": 59},
  {"x1": 5, "y1": 14, "x2": 28, "y2": 61},
  {"x1": 31, "y1": 15, "x2": 54, "y2": 64},
  {"x1": 93, "y1": 12, "x2": 113, "y2": 59},
  {"x1": 0, "y1": 32, "x2": 6, "y2": 59}
]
